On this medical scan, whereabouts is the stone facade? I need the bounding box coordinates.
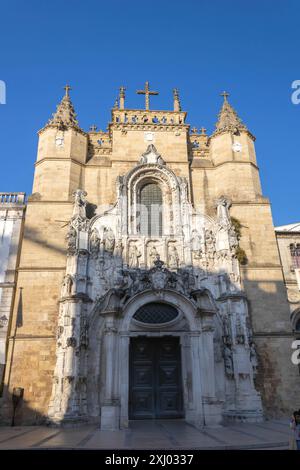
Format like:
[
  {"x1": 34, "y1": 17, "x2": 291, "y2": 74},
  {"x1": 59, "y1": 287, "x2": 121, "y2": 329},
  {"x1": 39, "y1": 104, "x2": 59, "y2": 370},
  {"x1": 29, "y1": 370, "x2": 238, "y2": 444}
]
[
  {"x1": 0, "y1": 193, "x2": 26, "y2": 388},
  {"x1": 1, "y1": 84, "x2": 298, "y2": 427}
]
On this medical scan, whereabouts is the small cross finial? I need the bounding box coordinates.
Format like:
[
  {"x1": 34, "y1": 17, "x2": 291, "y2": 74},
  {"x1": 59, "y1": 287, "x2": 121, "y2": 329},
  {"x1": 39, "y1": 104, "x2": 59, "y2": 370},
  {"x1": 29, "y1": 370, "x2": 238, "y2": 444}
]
[
  {"x1": 136, "y1": 81, "x2": 159, "y2": 110},
  {"x1": 220, "y1": 91, "x2": 229, "y2": 101},
  {"x1": 191, "y1": 127, "x2": 198, "y2": 134},
  {"x1": 200, "y1": 126, "x2": 207, "y2": 135},
  {"x1": 64, "y1": 84, "x2": 72, "y2": 97},
  {"x1": 90, "y1": 125, "x2": 97, "y2": 132}
]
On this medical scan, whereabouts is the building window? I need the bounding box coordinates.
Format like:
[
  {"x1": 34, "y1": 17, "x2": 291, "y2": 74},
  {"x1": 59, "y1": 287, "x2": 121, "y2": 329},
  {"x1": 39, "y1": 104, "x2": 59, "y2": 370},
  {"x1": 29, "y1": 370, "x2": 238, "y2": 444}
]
[
  {"x1": 295, "y1": 318, "x2": 300, "y2": 332},
  {"x1": 139, "y1": 183, "x2": 162, "y2": 236},
  {"x1": 290, "y1": 243, "x2": 300, "y2": 269},
  {"x1": 133, "y1": 302, "x2": 178, "y2": 324}
]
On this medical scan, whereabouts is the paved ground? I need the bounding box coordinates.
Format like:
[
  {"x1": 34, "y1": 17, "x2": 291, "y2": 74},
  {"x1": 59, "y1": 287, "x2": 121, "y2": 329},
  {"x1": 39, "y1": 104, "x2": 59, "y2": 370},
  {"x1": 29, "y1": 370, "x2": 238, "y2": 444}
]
[{"x1": 0, "y1": 418, "x2": 291, "y2": 450}]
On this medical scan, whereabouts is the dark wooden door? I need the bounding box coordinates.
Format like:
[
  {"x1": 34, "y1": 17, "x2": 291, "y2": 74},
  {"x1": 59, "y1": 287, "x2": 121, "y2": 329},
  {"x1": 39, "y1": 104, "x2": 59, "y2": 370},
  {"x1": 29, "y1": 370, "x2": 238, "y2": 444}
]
[{"x1": 129, "y1": 336, "x2": 183, "y2": 419}]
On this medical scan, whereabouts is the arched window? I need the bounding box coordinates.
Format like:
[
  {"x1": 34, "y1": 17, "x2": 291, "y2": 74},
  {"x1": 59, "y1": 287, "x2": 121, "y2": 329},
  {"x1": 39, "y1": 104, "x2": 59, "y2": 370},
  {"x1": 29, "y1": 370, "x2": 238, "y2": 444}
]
[
  {"x1": 296, "y1": 318, "x2": 300, "y2": 332},
  {"x1": 133, "y1": 302, "x2": 178, "y2": 324},
  {"x1": 139, "y1": 183, "x2": 162, "y2": 236},
  {"x1": 290, "y1": 243, "x2": 300, "y2": 269}
]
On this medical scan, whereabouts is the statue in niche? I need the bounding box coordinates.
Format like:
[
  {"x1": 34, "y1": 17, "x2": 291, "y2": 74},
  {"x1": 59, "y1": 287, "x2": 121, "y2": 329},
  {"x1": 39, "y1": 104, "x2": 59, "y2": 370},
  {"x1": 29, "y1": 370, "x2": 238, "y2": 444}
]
[
  {"x1": 216, "y1": 196, "x2": 231, "y2": 228},
  {"x1": 223, "y1": 345, "x2": 234, "y2": 378},
  {"x1": 61, "y1": 274, "x2": 73, "y2": 297},
  {"x1": 149, "y1": 245, "x2": 160, "y2": 266},
  {"x1": 103, "y1": 227, "x2": 115, "y2": 253},
  {"x1": 66, "y1": 225, "x2": 77, "y2": 253},
  {"x1": 222, "y1": 315, "x2": 232, "y2": 346},
  {"x1": 73, "y1": 189, "x2": 87, "y2": 219},
  {"x1": 214, "y1": 337, "x2": 223, "y2": 363},
  {"x1": 191, "y1": 229, "x2": 203, "y2": 257},
  {"x1": 177, "y1": 269, "x2": 194, "y2": 294},
  {"x1": 236, "y1": 316, "x2": 245, "y2": 344},
  {"x1": 114, "y1": 239, "x2": 123, "y2": 258},
  {"x1": 249, "y1": 342, "x2": 258, "y2": 376},
  {"x1": 168, "y1": 244, "x2": 179, "y2": 269},
  {"x1": 90, "y1": 228, "x2": 100, "y2": 258},
  {"x1": 205, "y1": 229, "x2": 216, "y2": 261},
  {"x1": 229, "y1": 226, "x2": 238, "y2": 251},
  {"x1": 128, "y1": 244, "x2": 141, "y2": 268}
]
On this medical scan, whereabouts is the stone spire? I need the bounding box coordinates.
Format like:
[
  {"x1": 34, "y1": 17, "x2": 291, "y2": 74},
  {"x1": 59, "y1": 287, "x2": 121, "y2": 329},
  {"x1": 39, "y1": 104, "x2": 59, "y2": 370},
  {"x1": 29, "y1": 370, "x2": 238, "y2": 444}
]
[
  {"x1": 214, "y1": 91, "x2": 247, "y2": 135},
  {"x1": 45, "y1": 85, "x2": 81, "y2": 131},
  {"x1": 173, "y1": 88, "x2": 181, "y2": 112}
]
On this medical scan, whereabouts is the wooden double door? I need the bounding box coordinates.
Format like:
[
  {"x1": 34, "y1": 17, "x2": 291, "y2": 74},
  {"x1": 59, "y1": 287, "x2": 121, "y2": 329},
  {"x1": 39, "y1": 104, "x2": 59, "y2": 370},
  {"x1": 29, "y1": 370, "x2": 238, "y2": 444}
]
[{"x1": 129, "y1": 336, "x2": 184, "y2": 419}]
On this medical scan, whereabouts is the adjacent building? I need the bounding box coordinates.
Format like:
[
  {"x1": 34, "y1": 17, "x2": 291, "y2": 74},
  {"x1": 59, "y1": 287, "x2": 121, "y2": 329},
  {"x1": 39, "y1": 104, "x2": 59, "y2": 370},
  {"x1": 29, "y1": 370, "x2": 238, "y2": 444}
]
[
  {"x1": 275, "y1": 223, "x2": 300, "y2": 334},
  {"x1": 0, "y1": 193, "x2": 26, "y2": 389}
]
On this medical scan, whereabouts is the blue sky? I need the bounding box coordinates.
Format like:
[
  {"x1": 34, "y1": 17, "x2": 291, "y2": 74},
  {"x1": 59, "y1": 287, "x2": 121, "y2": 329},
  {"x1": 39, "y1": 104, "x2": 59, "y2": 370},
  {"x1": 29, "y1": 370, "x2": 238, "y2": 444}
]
[{"x1": 0, "y1": 0, "x2": 299, "y2": 226}]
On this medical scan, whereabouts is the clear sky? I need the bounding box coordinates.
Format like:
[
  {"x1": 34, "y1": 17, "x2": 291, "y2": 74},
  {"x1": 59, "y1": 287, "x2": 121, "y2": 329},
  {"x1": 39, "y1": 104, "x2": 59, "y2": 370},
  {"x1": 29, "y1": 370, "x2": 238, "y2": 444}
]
[{"x1": 0, "y1": 0, "x2": 299, "y2": 226}]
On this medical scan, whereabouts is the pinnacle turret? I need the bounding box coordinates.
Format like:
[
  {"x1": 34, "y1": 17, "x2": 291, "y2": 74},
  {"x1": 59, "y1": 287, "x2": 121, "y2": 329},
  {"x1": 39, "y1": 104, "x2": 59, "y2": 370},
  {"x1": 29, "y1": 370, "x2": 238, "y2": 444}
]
[
  {"x1": 44, "y1": 85, "x2": 82, "y2": 131},
  {"x1": 214, "y1": 91, "x2": 248, "y2": 135}
]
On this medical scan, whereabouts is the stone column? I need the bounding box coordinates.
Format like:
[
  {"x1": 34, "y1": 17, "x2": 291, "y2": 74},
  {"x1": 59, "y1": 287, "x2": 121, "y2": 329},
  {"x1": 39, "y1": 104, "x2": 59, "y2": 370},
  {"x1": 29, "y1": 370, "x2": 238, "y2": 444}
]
[
  {"x1": 200, "y1": 311, "x2": 222, "y2": 425},
  {"x1": 187, "y1": 331, "x2": 204, "y2": 427},
  {"x1": 119, "y1": 333, "x2": 130, "y2": 429},
  {"x1": 100, "y1": 315, "x2": 120, "y2": 430}
]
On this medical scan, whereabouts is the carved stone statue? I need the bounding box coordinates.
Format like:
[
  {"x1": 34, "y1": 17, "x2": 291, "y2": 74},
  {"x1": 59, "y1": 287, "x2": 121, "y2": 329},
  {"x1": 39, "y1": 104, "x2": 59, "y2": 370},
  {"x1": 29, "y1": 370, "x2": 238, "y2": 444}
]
[
  {"x1": 128, "y1": 244, "x2": 141, "y2": 268},
  {"x1": 66, "y1": 225, "x2": 77, "y2": 254},
  {"x1": 90, "y1": 228, "x2": 100, "y2": 258},
  {"x1": 168, "y1": 244, "x2": 179, "y2": 268},
  {"x1": 205, "y1": 229, "x2": 216, "y2": 259},
  {"x1": 73, "y1": 189, "x2": 87, "y2": 219},
  {"x1": 223, "y1": 345, "x2": 234, "y2": 378},
  {"x1": 216, "y1": 196, "x2": 231, "y2": 228},
  {"x1": 222, "y1": 315, "x2": 232, "y2": 346},
  {"x1": 149, "y1": 245, "x2": 160, "y2": 266},
  {"x1": 191, "y1": 229, "x2": 202, "y2": 254},
  {"x1": 61, "y1": 274, "x2": 73, "y2": 297},
  {"x1": 114, "y1": 239, "x2": 123, "y2": 258},
  {"x1": 229, "y1": 226, "x2": 238, "y2": 251},
  {"x1": 236, "y1": 316, "x2": 245, "y2": 344},
  {"x1": 103, "y1": 227, "x2": 115, "y2": 253},
  {"x1": 250, "y1": 342, "x2": 258, "y2": 375}
]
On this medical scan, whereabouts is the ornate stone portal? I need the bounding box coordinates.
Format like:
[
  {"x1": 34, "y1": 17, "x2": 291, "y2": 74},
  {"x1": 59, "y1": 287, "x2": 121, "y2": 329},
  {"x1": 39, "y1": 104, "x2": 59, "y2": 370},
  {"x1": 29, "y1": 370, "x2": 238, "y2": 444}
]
[{"x1": 48, "y1": 147, "x2": 263, "y2": 429}]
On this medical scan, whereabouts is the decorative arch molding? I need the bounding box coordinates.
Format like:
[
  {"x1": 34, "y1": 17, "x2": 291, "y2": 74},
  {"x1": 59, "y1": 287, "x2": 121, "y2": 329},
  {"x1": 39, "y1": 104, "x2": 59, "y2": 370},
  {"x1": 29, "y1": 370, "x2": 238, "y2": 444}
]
[
  {"x1": 120, "y1": 288, "x2": 199, "y2": 332},
  {"x1": 124, "y1": 163, "x2": 183, "y2": 236}
]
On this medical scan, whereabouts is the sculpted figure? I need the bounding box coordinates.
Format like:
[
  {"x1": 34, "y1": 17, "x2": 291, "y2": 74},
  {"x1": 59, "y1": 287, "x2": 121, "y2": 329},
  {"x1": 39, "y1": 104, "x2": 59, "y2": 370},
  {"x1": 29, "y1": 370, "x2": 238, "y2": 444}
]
[
  {"x1": 103, "y1": 227, "x2": 115, "y2": 253},
  {"x1": 149, "y1": 245, "x2": 160, "y2": 266},
  {"x1": 168, "y1": 245, "x2": 179, "y2": 268},
  {"x1": 90, "y1": 228, "x2": 100, "y2": 257},
  {"x1": 250, "y1": 342, "x2": 258, "y2": 375},
  {"x1": 191, "y1": 229, "x2": 202, "y2": 253},
  {"x1": 66, "y1": 225, "x2": 77, "y2": 253},
  {"x1": 236, "y1": 316, "x2": 245, "y2": 344},
  {"x1": 114, "y1": 239, "x2": 123, "y2": 258},
  {"x1": 73, "y1": 189, "x2": 87, "y2": 219},
  {"x1": 205, "y1": 229, "x2": 216, "y2": 259},
  {"x1": 216, "y1": 196, "x2": 231, "y2": 228},
  {"x1": 61, "y1": 274, "x2": 73, "y2": 297},
  {"x1": 128, "y1": 244, "x2": 141, "y2": 268},
  {"x1": 223, "y1": 345, "x2": 234, "y2": 378}
]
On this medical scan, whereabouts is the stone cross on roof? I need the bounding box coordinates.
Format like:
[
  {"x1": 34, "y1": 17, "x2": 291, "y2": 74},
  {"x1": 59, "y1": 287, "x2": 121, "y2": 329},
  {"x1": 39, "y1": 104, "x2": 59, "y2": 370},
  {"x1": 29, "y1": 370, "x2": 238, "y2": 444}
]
[
  {"x1": 64, "y1": 84, "x2": 72, "y2": 97},
  {"x1": 220, "y1": 91, "x2": 229, "y2": 101},
  {"x1": 136, "y1": 81, "x2": 159, "y2": 110}
]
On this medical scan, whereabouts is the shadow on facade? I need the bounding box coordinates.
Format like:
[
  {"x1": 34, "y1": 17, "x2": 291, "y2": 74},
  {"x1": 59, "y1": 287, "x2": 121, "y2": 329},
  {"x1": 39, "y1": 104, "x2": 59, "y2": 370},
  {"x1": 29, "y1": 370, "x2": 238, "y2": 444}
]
[
  {"x1": 1, "y1": 245, "x2": 299, "y2": 428},
  {"x1": 1, "y1": 187, "x2": 299, "y2": 428}
]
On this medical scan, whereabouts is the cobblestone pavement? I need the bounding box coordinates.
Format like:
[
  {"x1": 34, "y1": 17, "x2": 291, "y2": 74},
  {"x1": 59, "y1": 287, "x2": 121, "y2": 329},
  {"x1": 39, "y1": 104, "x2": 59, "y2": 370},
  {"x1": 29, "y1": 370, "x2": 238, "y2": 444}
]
[{"x1": 0, "y1": 418, "x2": 291, "y2": 450}]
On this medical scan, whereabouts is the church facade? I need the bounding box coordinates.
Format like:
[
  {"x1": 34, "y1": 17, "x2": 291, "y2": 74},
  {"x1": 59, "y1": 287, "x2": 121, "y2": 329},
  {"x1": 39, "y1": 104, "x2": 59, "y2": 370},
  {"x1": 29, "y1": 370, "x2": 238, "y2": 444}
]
[{"x1": 1, "y1": 84, "x2": 298, "y2": 429}]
